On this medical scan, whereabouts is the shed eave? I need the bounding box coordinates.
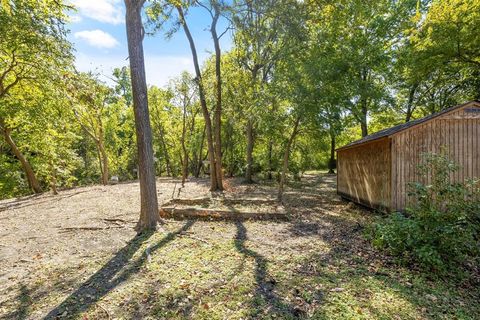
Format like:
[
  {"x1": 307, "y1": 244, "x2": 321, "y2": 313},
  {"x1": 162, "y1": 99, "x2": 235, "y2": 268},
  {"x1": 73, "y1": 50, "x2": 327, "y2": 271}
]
[
  {"x1": 336, "y1": 136, "x2": 389, "y2": 152},
  {"x1": 336, "y1": 100, "x2": 480, "y2": 152}
]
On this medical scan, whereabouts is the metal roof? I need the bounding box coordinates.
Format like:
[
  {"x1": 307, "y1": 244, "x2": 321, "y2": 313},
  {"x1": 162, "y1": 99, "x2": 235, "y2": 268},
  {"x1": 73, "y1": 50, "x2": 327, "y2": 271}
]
[{"x1": 337, "y1": 100, "x2": 480, "y2": 151}]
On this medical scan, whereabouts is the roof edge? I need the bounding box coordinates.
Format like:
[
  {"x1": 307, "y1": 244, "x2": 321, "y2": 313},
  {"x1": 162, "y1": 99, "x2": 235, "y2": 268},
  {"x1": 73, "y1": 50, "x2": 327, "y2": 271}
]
[
  {"x1": 336, "y1": 136, "x2": 389, "y2": 152},
  {"x1": 336, "y1": 100, "x2": 480, "y2": 152}
]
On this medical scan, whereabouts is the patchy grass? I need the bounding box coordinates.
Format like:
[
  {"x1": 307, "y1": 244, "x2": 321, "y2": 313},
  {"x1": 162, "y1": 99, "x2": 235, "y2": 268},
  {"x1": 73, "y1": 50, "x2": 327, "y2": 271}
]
[{"x1": 0, "y1": 175, "x2": 478, "y2": 319}]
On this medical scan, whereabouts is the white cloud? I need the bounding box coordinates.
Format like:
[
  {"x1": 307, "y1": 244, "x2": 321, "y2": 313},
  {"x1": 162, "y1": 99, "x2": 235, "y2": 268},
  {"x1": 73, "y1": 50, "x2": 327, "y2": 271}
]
[
  {"x1": 70, "y1": 0, "x2": 123, "y2": 25},
  {"x1": 145, "y1": 55, "x2": 194, "y2": 87},
  {"x1": 74, "y1": 52, "x2": 195, "y2": 87},
  {"x1": 74, "y1": 30, "x2": 119, "y2": 48},
  {"x1": 69, "y1": 15, "x2": 82, "y2": 23}
]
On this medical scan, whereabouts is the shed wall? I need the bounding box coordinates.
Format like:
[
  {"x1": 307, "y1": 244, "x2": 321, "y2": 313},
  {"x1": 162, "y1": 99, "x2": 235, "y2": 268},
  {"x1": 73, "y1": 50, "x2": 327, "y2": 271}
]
[
  {"x1": 337, "y1": 138, "x2": 391, "y2": 210},
  {"x1": 391, "y1": 103, "x2": 480, "y2": 211}
]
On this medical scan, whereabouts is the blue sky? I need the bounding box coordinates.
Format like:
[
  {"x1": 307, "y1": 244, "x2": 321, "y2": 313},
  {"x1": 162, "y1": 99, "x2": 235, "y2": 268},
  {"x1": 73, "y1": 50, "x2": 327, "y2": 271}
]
[{"x1": 68, "y1": 0, "x2": 232, "y2": 87}]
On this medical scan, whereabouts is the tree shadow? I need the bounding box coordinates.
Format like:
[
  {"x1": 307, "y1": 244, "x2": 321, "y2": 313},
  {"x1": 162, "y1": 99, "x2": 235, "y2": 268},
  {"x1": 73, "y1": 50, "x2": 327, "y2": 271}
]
[
  {"x1": 44, "y1": 220, "x2": 194, "y2": 319},
  {"x1": 0, "y1": 189, "x2": 92, "y2": 212},
  {"x1": 233, "y1": 221, "x2": 302, "y2": 318},
  {"x1": 1, "y1": 283, "x2": 31, "y2": 320}
]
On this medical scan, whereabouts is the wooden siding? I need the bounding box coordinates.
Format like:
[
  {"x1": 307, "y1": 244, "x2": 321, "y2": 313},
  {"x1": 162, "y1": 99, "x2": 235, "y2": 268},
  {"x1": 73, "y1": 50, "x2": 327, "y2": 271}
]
[
  {"x1": 337, "y1": 138, "x2": 391, "y2": 210},
  {"x1": 391, "y1": 103, "x2": 480, "y2": 211}
]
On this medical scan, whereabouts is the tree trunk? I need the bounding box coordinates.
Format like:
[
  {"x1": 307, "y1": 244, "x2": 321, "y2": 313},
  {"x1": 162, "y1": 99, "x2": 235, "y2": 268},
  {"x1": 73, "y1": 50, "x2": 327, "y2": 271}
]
[
  {"x1": 211, "y1": 5, "x2": 223, "y2": 191},
  {"x1": 176, "y1": 5, "x2": 218, "y2": 191},
  {"x1": 158, "y1": 124, "x2": 172, "y2": 176},
  {"x1": 278, "y1": 116, "x2": 300, "y2": 202},
  {"x1": 95, "y1": 146, "x2": 104, "y2": 183},
  {"x1": 195, "y1": 125, "x2": 206, "y2": 178},
  {"x1": 181, "y1": 98, "x2": 188, "y2": 187},
  {"x1": 226, "y1": 120, "x2": 235, "y2": 177},
  {"x1": 98, "y1": 138, "x2": 109, "y2": 185},
  {"x1": 74, "y1": 112, "x2": 109, "y2": 185},
  {"x1": 328, "y1": 133, "x2": 336, "y2": 174},
  {"x1": 125, "y1": 0, "x2": 161, "y2": 232},
  {"x1": 360, "y1": 99, "x2": 368, "y2": 137},
  {"x1": 245, "y1": 118, "x2": 254, "y2": 183},
  {"x1": 267, "y1": 98, "x2": 277, "y2": 180},
  {"x1": 267, "y1": 139, "x2": 273, "y2": 180},
  {"x1": 405, "y1": 83, "x2": 418, "y2": 123},
  {"x1": 49, "y1": 161, "x2": 58, "y2": 195},
  {"x1": 359, "y1": 69, "x2": 369, "y2": 137},
  {"x1": 2, "y1": 127, "x2": 42, "y2": 193}
]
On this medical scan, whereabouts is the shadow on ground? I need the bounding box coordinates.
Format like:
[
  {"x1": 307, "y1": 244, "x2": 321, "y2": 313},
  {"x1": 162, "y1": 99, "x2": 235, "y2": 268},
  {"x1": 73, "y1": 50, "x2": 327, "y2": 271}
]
[
  {"x1": 43, "y1": 220, "x2": 194, "y2": 319},
  {"x1": 233, "y1": 221, "x2": 303, "y2": 318}
]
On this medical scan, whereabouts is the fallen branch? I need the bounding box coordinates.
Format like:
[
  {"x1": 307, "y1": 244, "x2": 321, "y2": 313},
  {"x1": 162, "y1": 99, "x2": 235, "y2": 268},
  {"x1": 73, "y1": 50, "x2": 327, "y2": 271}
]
[
  {"x1": 103, "y1": 218, "x2": 127, "y2": 223},
  {"x1": 59, "y1": 225, "x2": 124, "y2": 232}
]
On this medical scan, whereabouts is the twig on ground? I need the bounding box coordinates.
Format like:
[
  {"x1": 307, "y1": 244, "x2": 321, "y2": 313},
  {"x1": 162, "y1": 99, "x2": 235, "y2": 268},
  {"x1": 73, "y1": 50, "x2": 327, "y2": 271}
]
[
  {"x1": 59, "y1": 226, "x2": 124, "y2": 232},
  {"x1": 103, "y1": 218, "x2": 127, "y2": 223},
  {"x1": 97, "y1": 304, "x2": 111, "y2": 320}
]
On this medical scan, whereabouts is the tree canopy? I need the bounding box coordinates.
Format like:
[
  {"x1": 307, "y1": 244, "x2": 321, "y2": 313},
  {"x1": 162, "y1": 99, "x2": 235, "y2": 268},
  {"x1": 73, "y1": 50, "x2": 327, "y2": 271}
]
[{"x1": 1, "y1": 0, "x2": 479, "y2": 200}]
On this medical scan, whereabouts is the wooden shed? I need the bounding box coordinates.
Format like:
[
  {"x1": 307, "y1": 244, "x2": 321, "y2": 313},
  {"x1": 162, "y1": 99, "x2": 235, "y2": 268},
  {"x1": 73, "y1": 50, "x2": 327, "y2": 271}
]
[{"x1": 336, "y1": 100, "x2": 480, "y2": 212}]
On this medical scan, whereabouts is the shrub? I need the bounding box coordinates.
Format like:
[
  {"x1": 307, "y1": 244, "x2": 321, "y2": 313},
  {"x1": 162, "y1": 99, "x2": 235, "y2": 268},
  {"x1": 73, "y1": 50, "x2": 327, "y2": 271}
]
[{"x1": 371, "y1": 150, "x2": 480, "y2": 273}]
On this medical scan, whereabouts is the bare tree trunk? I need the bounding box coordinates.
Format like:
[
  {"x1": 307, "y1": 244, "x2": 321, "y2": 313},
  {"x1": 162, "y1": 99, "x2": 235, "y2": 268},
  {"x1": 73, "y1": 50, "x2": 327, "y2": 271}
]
[
  {"x1": 267, "y1": 98, "x2": 277, "y2": 180},
  {"x1": 225, "y1": 120, "x2": 235, "y2": 177},
  {"x1": 125, "y1": 0, "x2": 161, "y2": 232},
  {"x1": 195, "y1": 125, "x2": 206, "y2": 178},
  {"x1": 95, "y1": 146, "x2": 104, "y2": 182},
  {"x1": 176, "y1": 5, "x2": 218, "y2": 191},
  {"x1": 245, "y1": 118, "x2": 254, "y2": 183},
  {"x1": 98, "y1": 138, "x2": 109, "y2": 185},
  {"x1": 211, "y1": 4, "x2": 223, "y2": 191},
  {"x1": 360, "y1": 99, "x2": 368, "y2": 137},
  {"x1": 278, "y1": 116, "x2": 300, "y2": 202},
  {"x1": 405, "y1": 83, "x2": 418, "y2": 123},
  {"x1": 267, "y1": 139, "x2": 273, "y2": 180},
  {"x1": 2, "y1": 125, "x2": 42, "y2": 193},
  {"x1": 181, "y1": 99, "x2": 188, "y2": 187},
  {"x1": 359, "y1": 69, "x2": 369, "y2": 137},
  {"x1": 158, "y1": 124, "x2": 172, "y2": 176},
  {"x1": 328, "y1": 133, "x2": 336, "y2": 174},
  {"x1": 49, "y1": 161, "x2": 58, "y2": 195}
]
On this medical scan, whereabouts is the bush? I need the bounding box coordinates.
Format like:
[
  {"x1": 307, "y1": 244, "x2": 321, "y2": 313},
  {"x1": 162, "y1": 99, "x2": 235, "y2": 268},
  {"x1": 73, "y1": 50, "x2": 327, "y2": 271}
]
[{"x1": 371, "y1": 150, "x2": 480, "y2": 273}]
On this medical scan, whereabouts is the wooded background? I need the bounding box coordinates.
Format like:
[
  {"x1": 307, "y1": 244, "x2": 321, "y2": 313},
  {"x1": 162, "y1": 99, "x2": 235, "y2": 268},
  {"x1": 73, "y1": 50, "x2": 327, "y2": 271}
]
[{"x1": 1, "y1": 0, "x2": 479, "y2": 199}]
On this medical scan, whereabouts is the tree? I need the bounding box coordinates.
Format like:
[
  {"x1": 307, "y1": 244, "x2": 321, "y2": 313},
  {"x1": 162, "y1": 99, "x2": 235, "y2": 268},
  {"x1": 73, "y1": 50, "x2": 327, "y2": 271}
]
[
  {"x1": 0, "y1": 0, "x2": 73, "y2": 193},
  {"x1": 67, "y1": 73, "x2": 111, "y2": 185},
  {"x1": 307, "y1": 0, "x2": 411, "y2": 137},
  {"x1": 112, "y1": 66, "x2": 133, "y2": 107},
  {"x1": 203, "y1": 0, "x2": 227, "y2": 191},
  {"x1": 125, "y1": 0, "x2": 162, "y2": 232},
  {"x1": 170, "y1": 2, "x2": 220, "y2": 191},
  {"x1": 391, "y1": 0, "x2": 479, "y2": 123},
  {"x1": 149, "y1": 86, "x2": 175, "y2": 176},
  {"x1": 413, "y1": 0, "x2": 480, "y2": 74},
  {"x1": 232, "y1": 0, "x2": 295, "y2": 182},
  {"x1": 170, "y1": 72, "x2": 198, "y2": 186},
  {"x1": 277, "y1": 115, "x2": 301, "y2": 202},
  {"x1": 0, "y1": 117, "x2": 42, "y2": 193}
]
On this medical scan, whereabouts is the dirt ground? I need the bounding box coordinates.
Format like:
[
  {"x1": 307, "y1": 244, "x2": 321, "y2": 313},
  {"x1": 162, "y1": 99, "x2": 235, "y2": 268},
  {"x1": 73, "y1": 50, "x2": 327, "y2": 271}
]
[
  {"x1": 0, "y1": 174, "x2": 478, "y2": 319},
  {"x1": 0, "y1": 177, "x2": 211, "y2": 286}
]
